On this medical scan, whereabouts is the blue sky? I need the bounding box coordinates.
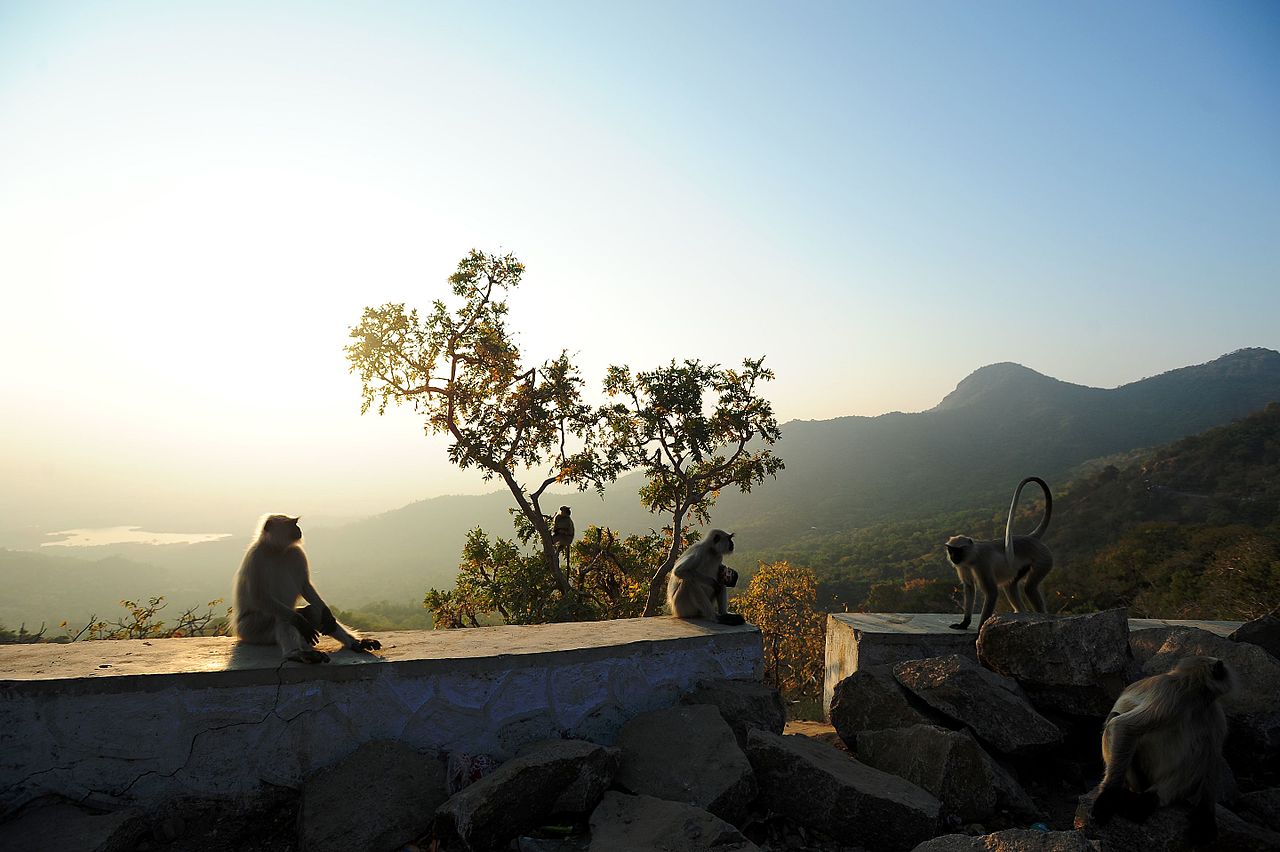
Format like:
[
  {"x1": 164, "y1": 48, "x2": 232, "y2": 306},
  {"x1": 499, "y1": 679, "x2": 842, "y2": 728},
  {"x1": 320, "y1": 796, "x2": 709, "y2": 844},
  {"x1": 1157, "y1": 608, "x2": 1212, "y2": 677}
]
[{"x1": 1, "y1": 1, "x2": 1277, "y2": 530}]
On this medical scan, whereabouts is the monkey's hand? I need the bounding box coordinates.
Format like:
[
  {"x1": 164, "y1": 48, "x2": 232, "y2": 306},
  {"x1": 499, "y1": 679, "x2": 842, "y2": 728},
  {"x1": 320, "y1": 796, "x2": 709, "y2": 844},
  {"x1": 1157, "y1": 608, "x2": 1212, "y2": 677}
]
[
  {"x1": 287, "y1": 648, "x2": 330, "y2": 664},
  {"x1": 291, "y1": 612, "x2": 321, "y2": 646},
  {"x1": 349, "y1": 637, "x2": 381, "y2": 653}
]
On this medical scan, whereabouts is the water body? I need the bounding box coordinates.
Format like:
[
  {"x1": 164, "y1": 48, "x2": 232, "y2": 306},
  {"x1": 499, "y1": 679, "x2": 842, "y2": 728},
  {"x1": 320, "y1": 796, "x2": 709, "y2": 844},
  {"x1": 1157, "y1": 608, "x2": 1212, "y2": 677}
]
[{"x1": 42, "y1": 526, "x2": 232, "y2": 547}]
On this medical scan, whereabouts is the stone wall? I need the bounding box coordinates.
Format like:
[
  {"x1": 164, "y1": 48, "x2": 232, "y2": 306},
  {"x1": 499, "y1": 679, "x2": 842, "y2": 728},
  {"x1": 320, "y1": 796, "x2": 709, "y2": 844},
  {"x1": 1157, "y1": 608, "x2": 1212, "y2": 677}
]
[{"x1": 0, "y1": 618, "x2": 762, "y2": 816}]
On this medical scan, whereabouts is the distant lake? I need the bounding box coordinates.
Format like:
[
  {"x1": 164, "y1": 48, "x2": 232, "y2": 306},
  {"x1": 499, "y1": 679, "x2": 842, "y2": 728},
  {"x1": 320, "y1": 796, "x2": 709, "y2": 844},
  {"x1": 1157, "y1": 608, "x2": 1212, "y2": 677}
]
[{"x1": 43, "y1": 527, "x2": 232, "y2": 547}]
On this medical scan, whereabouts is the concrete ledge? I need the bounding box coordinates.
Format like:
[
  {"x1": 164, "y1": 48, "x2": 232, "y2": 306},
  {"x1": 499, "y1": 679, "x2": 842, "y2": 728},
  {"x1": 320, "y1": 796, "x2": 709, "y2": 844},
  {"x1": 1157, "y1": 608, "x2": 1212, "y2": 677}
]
[
  {"x1": 822, "y1": 612, "x2": 1242, "y2": 716},
  {"x1": 1, "y1": 618, "x2": 762, "y2": 816}
]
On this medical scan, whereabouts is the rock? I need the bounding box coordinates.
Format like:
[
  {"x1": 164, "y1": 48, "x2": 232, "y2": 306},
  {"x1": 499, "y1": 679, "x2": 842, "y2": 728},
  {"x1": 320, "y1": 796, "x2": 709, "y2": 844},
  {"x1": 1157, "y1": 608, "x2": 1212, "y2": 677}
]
[
  {"x1": 745, "y1": 728, "x2": 940, "y2": 851},
  {"x1": 0, "y1": 799, "x2": 144, "y2": 852},
  {"x1": 1074, "y1": 788, "x2": 1280, "y2": 852},
  {"x1": 516, "y1": 738, "x2": 617, "y2": 815},
  {"x1": 910, "y1": 829, "x2": 1099, "y2": 851},
  {"x1": 856, "y1": 724, "x2": 1039, "y2": 822},
  {"x1": 300, "y1": 740, "x2": 446, "y2": 852},
  {"x1": 682, "y1": 678, "x2": 786, "y2": 747},
  {"x1": 893, "y1": 655, "x2": 1063, "y2": 756},
  {"x1": 976, "y1": 610, "x2": 1131, "y2": 716},
  {"x1": 1231, "y1": 615, "x2": 1280, "y2": 661},
  {"x1": 614, "y1": 704, "x2": 756, "y2": 826},
  {"x1": 1236, "y1": 787, "x2": 1280, "y2": 832},
  {"x1": 829, "y1": 664, "x2": 939, "y2": 746},
  {"x1": 1129, "y1": 627, "x2": 1179, "y2": 670},
  {"x1": 1143, "y1": 628, "x2": 1280, "y2": 780},
  {"x1": 433, "y1": 739, "x2": 619, "y2": 852},
  {"x1": 587, "y1": 791, "x2": 760, "y2": 852}
]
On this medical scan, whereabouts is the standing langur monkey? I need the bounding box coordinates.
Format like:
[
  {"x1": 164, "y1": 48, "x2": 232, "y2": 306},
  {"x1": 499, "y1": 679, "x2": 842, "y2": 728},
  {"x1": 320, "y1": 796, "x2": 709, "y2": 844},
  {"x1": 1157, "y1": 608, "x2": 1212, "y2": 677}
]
[
  {"x1": 945, "y1": 476, "x2": 1054, "y2": 630},
  {"x1": 1091, "y1": 655, "x2": 1235, "y2": 845},
  {"x1": 667, "y1": 529, "x2": 745, "y2": 626},
  {"x1": 551, "y1": 506, "x2": 574, "y2": 570},
  {"x1": 233, "y1": 514, "x2": 381, "y2": 663}
]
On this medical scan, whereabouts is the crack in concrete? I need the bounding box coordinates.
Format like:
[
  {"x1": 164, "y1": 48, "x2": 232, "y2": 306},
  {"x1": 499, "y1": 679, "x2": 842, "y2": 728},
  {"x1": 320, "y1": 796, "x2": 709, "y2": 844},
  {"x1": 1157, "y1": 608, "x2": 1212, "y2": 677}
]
[{"x1": 3, "y1": 660, "x2": 347, "y2": 813}]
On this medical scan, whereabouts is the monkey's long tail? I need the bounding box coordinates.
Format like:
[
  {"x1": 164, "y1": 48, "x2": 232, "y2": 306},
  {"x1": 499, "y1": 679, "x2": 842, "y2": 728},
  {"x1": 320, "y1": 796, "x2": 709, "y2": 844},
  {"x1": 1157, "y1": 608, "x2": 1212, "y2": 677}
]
[{"x1": 1004, "y1": 476, "x2": 1052, "y2": 569}]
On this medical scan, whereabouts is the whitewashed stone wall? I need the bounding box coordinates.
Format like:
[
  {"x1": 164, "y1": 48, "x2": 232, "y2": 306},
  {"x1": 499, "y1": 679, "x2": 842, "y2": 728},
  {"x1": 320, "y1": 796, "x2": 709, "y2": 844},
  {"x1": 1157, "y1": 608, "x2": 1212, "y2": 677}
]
[{"x1": 0, "y1": 619, "x2": 762, "y2": 815}]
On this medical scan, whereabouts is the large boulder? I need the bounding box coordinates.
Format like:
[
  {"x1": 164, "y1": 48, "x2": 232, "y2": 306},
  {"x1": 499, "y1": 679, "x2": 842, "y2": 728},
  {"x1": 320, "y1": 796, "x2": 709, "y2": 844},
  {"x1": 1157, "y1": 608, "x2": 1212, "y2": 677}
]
[
  {"x1": 1230, "y1": 615, "x2": 1280, "y2": 661},
  {"x1": 856, "y1": 724, "x2": 1040, "y2": 823},
  {"x1": 745, "y1": 728, "x2": 940, "y2": 851},
  {"x1": 911, "y1": 829, "x2": 1098, "y2": 851},
  {"x1": 976, "y1": 610, "x2": 1131, "y2": 716},
  {"x1": 1075, "y1": 789, "x2": 1280, "y2": 852},
  {"x1": 515, "y1": 738, "x2": 619, "y2": 815},
  {"x1": 1143, "y1": 628, "x2": 1280, "y2": 780},
  {"x1": 0, "y1": 799, "x2": 144, "y2": 852},
  {"x1": 587, "y1": 791, "x2": 759, "y2": 852},
  {"x1": 300, "y1": 740, "x2": 446, "y2": 852},
  {"x1": 433, "y1": 739, "x2": 619, "y2": 852},
  {"x1": 614, "y1": 704, "x2": 756, "y2": 826},
  {"x1": 829, "y1": 664, "x2": 940, "y2": 747},
  {"x1": 681, "y1": 678, "x2": 786, "y2": 748},
  {"x1": 893, "y1": 655, "x2": 1063, "y2": 756},
  {"x1": 1236, "y1": 787, "x2": 1280, "y2": 832}
]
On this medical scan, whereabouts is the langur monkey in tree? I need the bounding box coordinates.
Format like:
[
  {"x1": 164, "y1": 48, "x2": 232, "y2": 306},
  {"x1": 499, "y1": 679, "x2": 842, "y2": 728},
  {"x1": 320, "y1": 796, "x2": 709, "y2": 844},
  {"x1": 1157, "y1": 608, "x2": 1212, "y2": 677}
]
[
  {"x1": 667, "y1": 529, "x2": 745, "y2": 626},
  {"x1": 945, "y1": 476, "x2": 1053, "y2": 631},
  {"x1": 233, "y1": 514, "x2": 381, "y2": 663},
  {"x1": 551, "y1": 506, "x2": 574, "y2": 570},
  {"x1": 1091, "y1": 655, "x2": 1235, "y2": 845}
]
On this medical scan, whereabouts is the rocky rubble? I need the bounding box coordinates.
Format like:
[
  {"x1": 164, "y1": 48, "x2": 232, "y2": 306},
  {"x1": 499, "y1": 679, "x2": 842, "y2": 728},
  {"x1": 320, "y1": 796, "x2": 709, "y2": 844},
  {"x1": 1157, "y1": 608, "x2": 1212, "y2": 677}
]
[{"x1": 5, "y1": 612, "x2": 1279, "y2": 851}]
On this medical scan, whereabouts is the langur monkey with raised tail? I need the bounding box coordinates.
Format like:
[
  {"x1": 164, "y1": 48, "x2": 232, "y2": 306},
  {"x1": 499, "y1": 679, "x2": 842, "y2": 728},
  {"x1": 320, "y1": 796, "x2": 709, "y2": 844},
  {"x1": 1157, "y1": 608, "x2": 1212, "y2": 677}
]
[
  {"x1": 1091, "y1": 655, "x2": 1235, "y2": 845},
  {"x1": 945, "y1": 476, "x2": 1053, "y2": 630},
  {"x1": 233, "y1": 514, "x2": 381, "y2": 663},
  {"x1": 667, "y1": 529, "x2": 745, "y2": 626}
]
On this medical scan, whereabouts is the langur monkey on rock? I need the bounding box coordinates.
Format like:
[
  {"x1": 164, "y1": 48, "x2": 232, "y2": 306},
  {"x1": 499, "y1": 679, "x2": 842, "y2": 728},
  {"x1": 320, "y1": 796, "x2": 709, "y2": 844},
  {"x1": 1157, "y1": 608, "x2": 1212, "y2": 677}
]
[
  {"x1": 945, "y1": 476, "x2": 1054, "y2": 631},
  {"x1": 551, "y1": 506, "x2": 575, "y2": 569},
  {"x1": 233, "y1": 514, "x2": 381, "y2": 663},
  {"x1": 1091, "y1": 655, "x2": 1235, "y2": 845},
  {"x1": 667, "y1": 529, "x2": 745, "y2": 626}
]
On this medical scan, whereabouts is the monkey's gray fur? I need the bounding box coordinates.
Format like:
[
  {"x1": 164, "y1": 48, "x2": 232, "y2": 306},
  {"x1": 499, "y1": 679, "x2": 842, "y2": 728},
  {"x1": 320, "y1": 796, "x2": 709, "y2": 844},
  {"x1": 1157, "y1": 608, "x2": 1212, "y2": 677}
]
[
  {"x1": 1091, "y1": 655, "x2": 1235, "y2": 845},
  {"x1": 945, "y1": 476, "x2": 1053, "y2": 630},
  {"x1": 667, "y1": 529, "x2": 745, "y2": 626},
  {"x1": 551, "y1": 506, "x2": 574, "y2": 569},
  {"x1": 233, "y1": 514, "x2": 381, "y2": 663}
]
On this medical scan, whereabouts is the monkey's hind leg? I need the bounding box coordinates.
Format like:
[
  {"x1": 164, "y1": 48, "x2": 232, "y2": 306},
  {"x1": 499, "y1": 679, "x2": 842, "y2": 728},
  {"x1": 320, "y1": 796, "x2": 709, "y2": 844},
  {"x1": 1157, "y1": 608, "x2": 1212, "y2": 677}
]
[
  {"x1": 275, "y1": 615, "x2": 329, "y2": 664},
  {"x1": 1023, "y1": 565, "x2": 1050, "y2": 613}
]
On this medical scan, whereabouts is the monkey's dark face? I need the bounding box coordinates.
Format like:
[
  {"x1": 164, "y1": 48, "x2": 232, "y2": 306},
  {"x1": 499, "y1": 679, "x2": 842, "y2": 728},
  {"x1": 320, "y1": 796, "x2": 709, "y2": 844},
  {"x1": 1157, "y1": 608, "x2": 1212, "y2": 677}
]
[
  {"x1": 264, "y1": 515, "x2": 303, "y2": 545},
  {"x1": 944, "y1": 536, "x2": 972, "y2": 565},
  {"x1": 709, "y1": 530, "x2": 735, "y2": 556},
  {"x1": 559, "y1": 507, "x2": 571, "y2": 515}
]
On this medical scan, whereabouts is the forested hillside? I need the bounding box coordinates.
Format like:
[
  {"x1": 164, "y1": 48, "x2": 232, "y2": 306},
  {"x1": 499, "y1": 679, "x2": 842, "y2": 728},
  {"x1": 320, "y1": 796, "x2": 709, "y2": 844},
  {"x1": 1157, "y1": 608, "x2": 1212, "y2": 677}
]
[{"x1": 829, "y1": 402, "x2": 1280, "y2": 620}]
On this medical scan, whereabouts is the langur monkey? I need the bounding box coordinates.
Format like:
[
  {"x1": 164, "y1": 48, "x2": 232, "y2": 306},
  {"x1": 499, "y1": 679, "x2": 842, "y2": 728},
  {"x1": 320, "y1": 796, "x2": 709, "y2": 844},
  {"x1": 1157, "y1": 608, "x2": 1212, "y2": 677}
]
[
  {"x1": 666, "y1": 529, "x2": 745, "y2": 626},
  {"x1": 551, "y1": 506, "x2": 574, "y2": 569},
  {"x1": 1091, "y1": 655, "x2": 1235, "y2": 845},
  {"x1": 233, "y1": 514, "x2": 381, "y2": 663},
  {"x1": 945, "y1": 476, "x2": 1053, "y2": 631}
]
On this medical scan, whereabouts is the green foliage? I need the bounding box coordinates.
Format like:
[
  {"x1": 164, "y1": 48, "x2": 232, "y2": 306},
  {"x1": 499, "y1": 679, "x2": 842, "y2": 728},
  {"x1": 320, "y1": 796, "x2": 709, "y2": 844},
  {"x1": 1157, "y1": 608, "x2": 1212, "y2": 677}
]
[
  {"x1": 331, "y1": 600, "x2": 435, "y2": 631},
  {"x1": 813, "y1": 402, "x2": 1280, "y2": 622},
  {"x1": 424, "y1": 522, "x2": 663, "y2": 627},
  {"x1": 600, "y1": 358, "x2": 784, "y2": 614}
]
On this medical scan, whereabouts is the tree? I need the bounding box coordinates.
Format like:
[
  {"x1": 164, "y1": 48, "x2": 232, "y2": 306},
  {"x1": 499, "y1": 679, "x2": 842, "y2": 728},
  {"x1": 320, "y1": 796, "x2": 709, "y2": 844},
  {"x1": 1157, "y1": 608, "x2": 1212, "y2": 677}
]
[
  {"x1": 424, "y1": 523, "x2": 662, "y2": 626},
  {"x1": 600, "y1": 358, "x2": 783, "y2": 615},
  {"x1": 735, "y1": 561, "x2": 825, "y2": 701},
  {"x1": 346, "y1": 250, "x2": 617, "y2": 600}
]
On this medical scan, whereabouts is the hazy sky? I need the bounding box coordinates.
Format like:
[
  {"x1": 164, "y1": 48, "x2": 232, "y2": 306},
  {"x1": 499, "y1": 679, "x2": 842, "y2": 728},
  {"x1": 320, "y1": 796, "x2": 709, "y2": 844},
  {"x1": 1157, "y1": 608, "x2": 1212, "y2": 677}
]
[{"x1": 2, "y1": 1, "x2": 1277, "y2": 533}]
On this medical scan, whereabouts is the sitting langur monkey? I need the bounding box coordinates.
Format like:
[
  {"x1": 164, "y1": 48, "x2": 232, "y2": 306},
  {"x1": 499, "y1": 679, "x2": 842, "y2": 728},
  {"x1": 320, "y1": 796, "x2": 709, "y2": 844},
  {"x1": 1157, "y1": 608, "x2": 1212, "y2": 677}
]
[
  {"x1": 233, "y1": 514, "x2": 381, "y2": 663},
  {"x1": 1091, "y1": 655, "x2": 1235, "y2": 845},
  {"x1": 551, "y1": 506, "x2": 574, "y2": 569},
  {"x1": 667, "y1": 529, "x2": 745, "y2": 626},
  {"x1": 945, "y1": 476, "x2": 1053, "y2": 630}
]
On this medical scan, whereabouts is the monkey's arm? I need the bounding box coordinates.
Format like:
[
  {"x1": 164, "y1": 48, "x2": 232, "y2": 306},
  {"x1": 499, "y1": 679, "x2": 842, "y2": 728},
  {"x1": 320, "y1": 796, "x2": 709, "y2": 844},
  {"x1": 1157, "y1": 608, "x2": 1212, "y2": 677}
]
[{"x1": 301, "y1": 581, "x2": 381, "y2": 652}]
